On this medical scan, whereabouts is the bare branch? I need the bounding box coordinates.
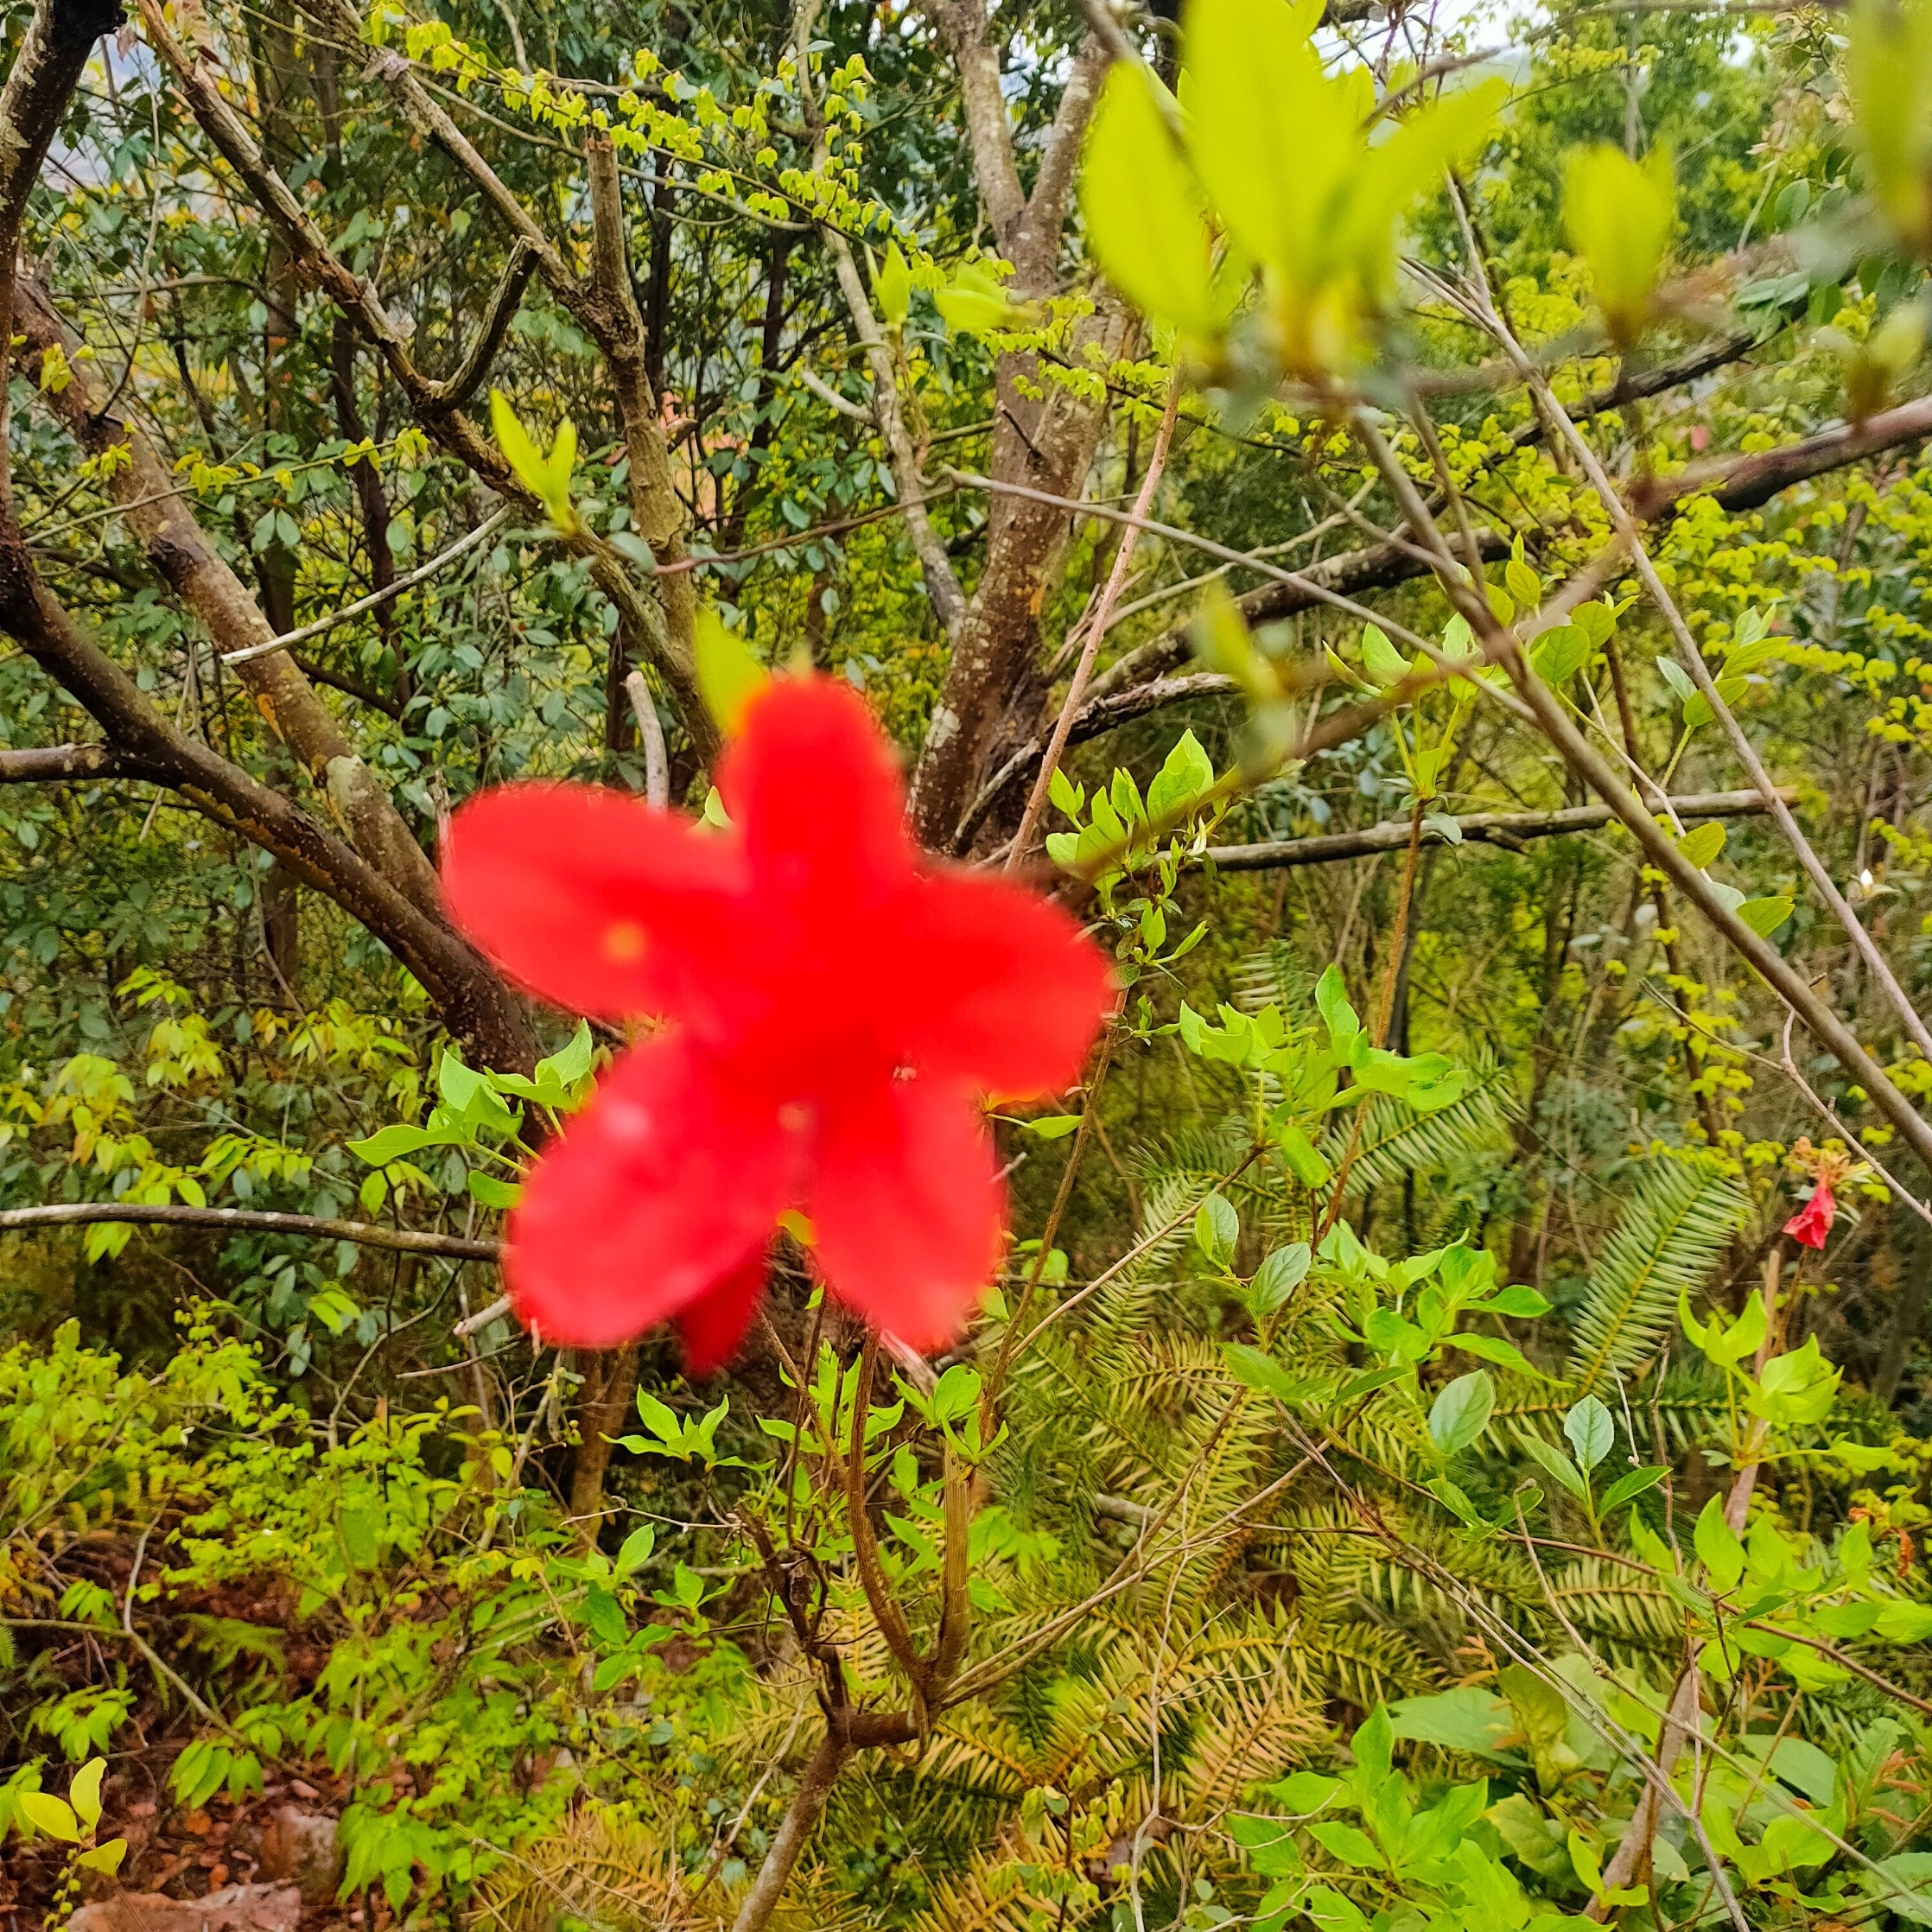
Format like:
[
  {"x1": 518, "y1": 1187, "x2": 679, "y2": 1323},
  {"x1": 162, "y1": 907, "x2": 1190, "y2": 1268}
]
[
  {"x1": 434, "y1": 238, "x2": 540, "y2": 408},
  {"x1": 223, "y1": 507, "x2": 511, "y2": 665},
  {"x1": 921, "y1": 0, "x2": 1026, "y2": 245},
  {"x1": 0, "y1": 741, "x2": 148, "y2": 784},
  {"x1": 0, "y1": 1199, "x2": 499, "y2": 1260},
  {"x1": 1201, "y1": 789, "x2": 1789, "y2": 873}
]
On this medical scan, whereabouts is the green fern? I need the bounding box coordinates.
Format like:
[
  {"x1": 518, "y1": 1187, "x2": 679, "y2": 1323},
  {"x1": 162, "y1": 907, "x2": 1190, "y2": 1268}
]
[
  {"x1": 1331, "y1": 1039, "x2": 1518, "y2": 1199},
  {"x1": 1565, "y1": 1157, "x2": 1748, "y2": 1394}
]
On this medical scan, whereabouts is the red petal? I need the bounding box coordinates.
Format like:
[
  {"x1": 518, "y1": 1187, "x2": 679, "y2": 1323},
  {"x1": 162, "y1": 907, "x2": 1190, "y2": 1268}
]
[
  {"x1": 1783, "y1": 1183, "x2": 1834, "y2": 1249},
  {"x1": 891, "y1": 868, "x2": 1115, "y2": 1095},
  {"x1": 722, "y1": 677, "x2": 912, "y2": 899},
  {"x1": 442, "y1": 783, "x2": 749, "y2": 1023},
  {"x1": 502, "y1": 1037, "x2": 797, "y2": 1347},
  {"x1": 809, "y1": 1074, "x2": 1005, "y2": 1350},
  {"x1": 676, "y1": 1248, "x2": 772, "y2": 1376}
]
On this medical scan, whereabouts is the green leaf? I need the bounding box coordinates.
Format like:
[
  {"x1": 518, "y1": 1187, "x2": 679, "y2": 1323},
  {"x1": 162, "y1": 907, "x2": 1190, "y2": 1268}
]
[
  {"x1": 1656, "y1": 654, "x2": 1700, "y2": 708},
  {"x1": 695, "y1": 607, "x2": 770, "y2": 735},
  {"x1": 1194, "y1": 1192, "x2": 1239, "y2": 1266},
  {"x1": 68, "y1": 1760, "x2": 104, "y2": 1833},
  {"x1": 641, "y1": 1387, "x2": 690, "y2": 1438},
  {"x1": 1307, "y1": 1821, "x2": 1382, "y2": 1870},
  {"x1": 1737, "y1": 896, "x2": 1794, "y2": 938},
  {"x1": 1870, "y1": 1599, "x2": 1932, "y2": 1643},
  {"x1": 1360, "y1": 624, "x2": 1409, "y2": 690},
  {"x1": 932, "y1": 262, "x2": 1014, "y2": 334},
  {"x1": 1846, "y1": 0, "x2": 1932, "y2": 254},
  {"x1": 1482, "y1": 1284, "x2": 1553, "y2": 1318},
  {"x1": 1452, "y1": 1331, "x2": 1541, "y2": 1379},
  {"x1": 1676, "y1": 822, "x2": 1726, "y2": 870},
  {"x1": 347, "y1": 1122, "x2": 438, "y2": 1166},
  {"x1": 76, "y1": 1840, "x2": 127, "y2": 1876},
  {"x1": 1598, "y1": 1465, "x2": 1668, "y2": 1511},
  {"x1": 1563, "y1": 1395, "x2": 1614, "y2": 1472},
  {"x1": 1529, "y1": 623, "x2": 1593, "y2": 685},
  {"x1": 582, "y1": 1584, "x2": 627, "y2": 1648},
  {"x1": 1573, "y1": 601, "x2": 1616, "y2": 646},
  {"x1": 20, "y1": 1792, "x2": 79, "y2": 1842},
  {"x1": 1249, "y1": 1242, "x2": 1312, "y2": 1314},
  {"x1": 615, "y1": 1524, "x2": 656, "y2": 1575},
  {"x1": 1563, "y1": 143, "x2": 1675, "y2": 342},
  {"x1": 876, "y1": 242, "x2": 912, "y2": 327},
  {"x1": 1314, "y1": 964, "x2": 1360, "y2": 1049},
  {"x1": 1387, "y1": 1687, "x2": 1517, "y2": 1758},
  {"x1": 1026, "y1": 1113, "x2": 1083, "y2": 1140},
  {"x1": 1694, "y1": 1494, "x2": 1745, "y2": 1592},
  {"x1": 1869, "y1": 1853, "x2": 1932, "y2": 1926},
  {"x1": 1271, "y1": 1770, "x2": 1343, "y2": 1813},
  {"x1": 1428, "y1": 1370, "x2": 1495, "y2": 1457},
  {"x1": 1147, "y1": 728, "x2": 1215, "y2": 820},
  {"x1": 1080, "y1": 64, "x2": 1222, "y2": 342},
  {"x1": 1274, "y1": 1119, "x2": 1332, "y2": 1187},
  {"x1": 467, "y1": 1170, "x2": 521, "y2": 1210},
  {"x1": 534, "y1": 1020, "x2": 595, "y2": 1089},
  {"x1": 931, "y1": 1362, "x2": 982, "y2": 1425},
  {"x1": 1223, "y1": 1343, "x2": 1319, "y2": 1405},
  {"x1": 1518, "y1": 1430, "x2": 1589, "y2": 1500},
  {"x1": 490, "y1": 388, "x2": 577, "y2": 527}
]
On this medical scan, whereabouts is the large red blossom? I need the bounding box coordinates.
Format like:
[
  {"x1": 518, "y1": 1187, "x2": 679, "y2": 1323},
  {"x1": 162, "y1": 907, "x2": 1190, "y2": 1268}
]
[
  {"x1": 1783, "y1": 1182, "x2": 1835, "y2": 1250},
  {"x1": 442, "y1": 675, "x2": 1114, "y2": 1369}
]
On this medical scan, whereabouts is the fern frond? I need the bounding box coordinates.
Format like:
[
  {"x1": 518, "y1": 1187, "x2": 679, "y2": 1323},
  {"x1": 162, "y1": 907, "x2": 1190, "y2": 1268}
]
[
  {"x1": 1334, "y1": 1039, "x2": 1518, "y2": 1199},
  {"x1": 1566, "y1": 1157, "x2": 1747, "y2": 1393}
]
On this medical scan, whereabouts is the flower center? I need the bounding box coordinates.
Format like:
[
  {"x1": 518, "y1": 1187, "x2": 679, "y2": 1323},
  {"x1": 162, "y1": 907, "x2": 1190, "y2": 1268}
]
[{"x1": 603, "y1": 920, "x2": 647, "y2": 963}]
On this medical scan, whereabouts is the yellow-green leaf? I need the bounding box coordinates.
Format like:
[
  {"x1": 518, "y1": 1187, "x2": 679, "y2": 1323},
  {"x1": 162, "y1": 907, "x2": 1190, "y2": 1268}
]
[
  {"x1": 490, "y1": 389, "x2": 578, "y2": 530},
  {"x1": 1564, "y1": 144, "x2": 1675, "y2": 345},
  {"x1": 1080, "y1": 63, "x2": 1223, "y2": 343},
  {"x1": 934, "y1": 262, "x2": 1014, "y2": 334},
  {"x1": 20, "y1": 1792, "x2": 79, "y2": 1843},
  {"x1": 69, "y1": 1759, "x2": 105, "y2": 1833},
  {"x1": 695, "y1": 607, "x2": 770, "y2": 736},
  {"x1": 1846, "y1": 0, "x2": 1932, "y2": 254},
  {"x1": 1361, "y1": 623, "x2": 1409, "y2": 690},
  {"x1": 876, "y1": 242, "x2": 912, "y2": 327},
  {"x1": 1676, "y1": 822, "x2": 1726, "y2": 870},
  {"x1": 1737, "y1": 895, "x2": 1793, "y2": 937}
]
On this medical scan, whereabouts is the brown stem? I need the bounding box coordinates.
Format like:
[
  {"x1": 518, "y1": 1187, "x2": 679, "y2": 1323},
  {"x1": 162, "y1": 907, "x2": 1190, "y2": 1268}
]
[
  {"x1": 1007, "y1": 381, "x2": 1180, "y2": 872},
  {"x1": 726, "y1": 1731, "x2": 851, "y2": 1932},
  {"x1": 844, "y1": 1332, "x2": 924, "y2": 1690}
]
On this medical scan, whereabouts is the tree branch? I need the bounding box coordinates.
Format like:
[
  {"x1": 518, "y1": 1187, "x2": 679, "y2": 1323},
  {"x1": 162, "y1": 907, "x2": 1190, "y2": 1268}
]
[
  {"x1": 0, "y1": 1199, "x2": 500, "y2": 1260},
  {"x1": 0, "y1": 741, "x2": 151, "y2": 784},
  {"x1": 0, "y1": 0, "x2": 532, "y2": 1070},
  {"x1": 727, "y1": 1732, "x2": 852, "y2": 1932},
  {"x1": 140, "y1": 0, "x2": 711, "y2": 749},
  {"x1": 14, "y1": 277, "x2": 445, "y2": 917},
  {"x1": 1645, "y1": 391, "x2": 1932, "y2": 517},
  {"x1": 433, "y1": 238, "x2": 540, "y2": 408},
  {"x1": 223, "y1": 507, "x2": 511, "y2": 665},
  {"x1": 1199, "y1": 789, "x2": 1789, "y2": 873},
  {"x1": 921, "y1": 0, "x2": 1026, "y2": 245}
]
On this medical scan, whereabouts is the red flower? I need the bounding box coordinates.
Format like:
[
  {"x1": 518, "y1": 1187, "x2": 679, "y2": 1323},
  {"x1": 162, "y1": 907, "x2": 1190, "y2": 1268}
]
[
  {"x1": 442, "y1": 675, "x2": 1113, "y2": 1369},
  {"x1": 1784, "y1": 1182, "x2": 1835, "y2": 1249}
]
